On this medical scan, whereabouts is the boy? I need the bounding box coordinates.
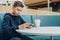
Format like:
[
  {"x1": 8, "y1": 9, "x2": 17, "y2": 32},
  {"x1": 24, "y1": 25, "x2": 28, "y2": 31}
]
[{"x1": 2, "y1": 1, "x2": 33, "y2": 40}]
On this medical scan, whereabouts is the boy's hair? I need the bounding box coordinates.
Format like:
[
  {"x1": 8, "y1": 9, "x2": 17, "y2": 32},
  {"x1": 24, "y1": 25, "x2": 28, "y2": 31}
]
[{"x1": 13, "y1": 1, "x2": 24, "y2": 8}]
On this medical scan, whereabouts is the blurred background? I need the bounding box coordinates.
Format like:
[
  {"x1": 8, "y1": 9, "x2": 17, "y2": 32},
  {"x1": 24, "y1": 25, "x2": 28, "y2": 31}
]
[{"x1": 0, "y1": 0, "x2": 60, "y2": 15}]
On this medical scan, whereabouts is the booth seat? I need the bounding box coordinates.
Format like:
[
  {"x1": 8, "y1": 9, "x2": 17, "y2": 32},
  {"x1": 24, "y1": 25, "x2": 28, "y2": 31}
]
[{"x1": 0, "y1": 14, "x2": 60, "y2": 40}]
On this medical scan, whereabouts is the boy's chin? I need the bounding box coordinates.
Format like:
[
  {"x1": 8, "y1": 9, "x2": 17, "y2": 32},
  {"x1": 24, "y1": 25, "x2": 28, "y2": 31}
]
[{"x1": 15, "y1": 14, "x2": 19, "y2": 16}]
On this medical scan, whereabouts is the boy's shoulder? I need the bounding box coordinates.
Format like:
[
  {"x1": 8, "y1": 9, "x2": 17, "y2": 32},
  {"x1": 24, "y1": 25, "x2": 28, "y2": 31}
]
[{"x1": 4, "y1": 13, "x2": 11, "y2": 18}]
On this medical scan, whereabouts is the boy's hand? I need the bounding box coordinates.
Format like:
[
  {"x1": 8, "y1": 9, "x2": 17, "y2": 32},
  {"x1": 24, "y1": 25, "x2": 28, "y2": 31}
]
[{"x1": 18, "y1": 23, "x2": 32, "y2": 30}]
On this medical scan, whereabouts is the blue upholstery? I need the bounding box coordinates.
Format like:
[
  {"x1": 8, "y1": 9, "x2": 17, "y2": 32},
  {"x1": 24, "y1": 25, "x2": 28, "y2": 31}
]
[
  {"x1": 0, "y1": 14, "x2": 4, "y2": 40},
  {"x1": 32, "y1": 15, "x2": 60, "y2": 26},
  {"x1": 0, "y1": 14, "x2": 60, "y2": 40},
  {"x1": 20, "y1": 15, "x2": 32, "y2": 24}
]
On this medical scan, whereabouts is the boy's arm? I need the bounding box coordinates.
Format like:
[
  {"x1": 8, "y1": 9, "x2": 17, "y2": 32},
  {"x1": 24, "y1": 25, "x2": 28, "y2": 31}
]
[{"x1": 2, "y1": 15, "x2": 17, "y2": 32}]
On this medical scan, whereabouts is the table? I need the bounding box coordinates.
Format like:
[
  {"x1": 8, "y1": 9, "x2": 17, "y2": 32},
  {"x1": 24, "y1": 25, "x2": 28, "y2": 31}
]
[{"x1": 16, "y1": 27, "x2": 60, "y2": 40}]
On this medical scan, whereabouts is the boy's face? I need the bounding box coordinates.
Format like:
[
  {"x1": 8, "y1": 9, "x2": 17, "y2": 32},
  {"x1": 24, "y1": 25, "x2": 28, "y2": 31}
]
[{"x1": 12, "y1": 6, "x2": 22, "y2": 16}]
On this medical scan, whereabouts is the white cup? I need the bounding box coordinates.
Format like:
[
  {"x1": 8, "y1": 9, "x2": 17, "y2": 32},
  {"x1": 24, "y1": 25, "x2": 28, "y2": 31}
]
[{"x1": 35, "y1": 19, "x2": 40, "y2": 28}]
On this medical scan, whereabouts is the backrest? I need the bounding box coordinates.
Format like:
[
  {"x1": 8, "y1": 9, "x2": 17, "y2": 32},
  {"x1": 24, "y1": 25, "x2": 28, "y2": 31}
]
[
  {"x1": 0, "y1": 14, "x2": 4, "y2": 40},
  {"x1": 20, "y1": 15, "x2": 32, "y2": 24},
  {"x1": 32, "y1": 15, "x2": 60, "y2": 27}
]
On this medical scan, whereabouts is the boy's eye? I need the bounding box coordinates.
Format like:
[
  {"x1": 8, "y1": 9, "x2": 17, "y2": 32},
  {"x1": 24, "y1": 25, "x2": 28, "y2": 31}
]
[{"x1": 17, "y1": 9, "x2": 22, "y2": 11}]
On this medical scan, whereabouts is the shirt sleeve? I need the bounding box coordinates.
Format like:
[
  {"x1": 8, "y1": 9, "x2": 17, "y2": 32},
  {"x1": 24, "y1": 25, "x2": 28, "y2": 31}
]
[{"x1": 2, "y1": 15, "x2": 17, "y2": 34}]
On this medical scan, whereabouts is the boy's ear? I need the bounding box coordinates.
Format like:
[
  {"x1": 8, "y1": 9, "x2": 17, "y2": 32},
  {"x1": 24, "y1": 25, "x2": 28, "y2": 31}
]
[
  {"x1": 11, "y1": 6, "x2": 15, "y2": 13},
  {"x1": 12, "y1": 6, "x2": 14, "y2": 9}
]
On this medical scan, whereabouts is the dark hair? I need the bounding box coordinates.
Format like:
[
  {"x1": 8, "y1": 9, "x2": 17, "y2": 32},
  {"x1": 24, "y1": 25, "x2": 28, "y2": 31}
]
[{"x1": 13, "y1": 1, "x2": 24, "y2": 8}]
